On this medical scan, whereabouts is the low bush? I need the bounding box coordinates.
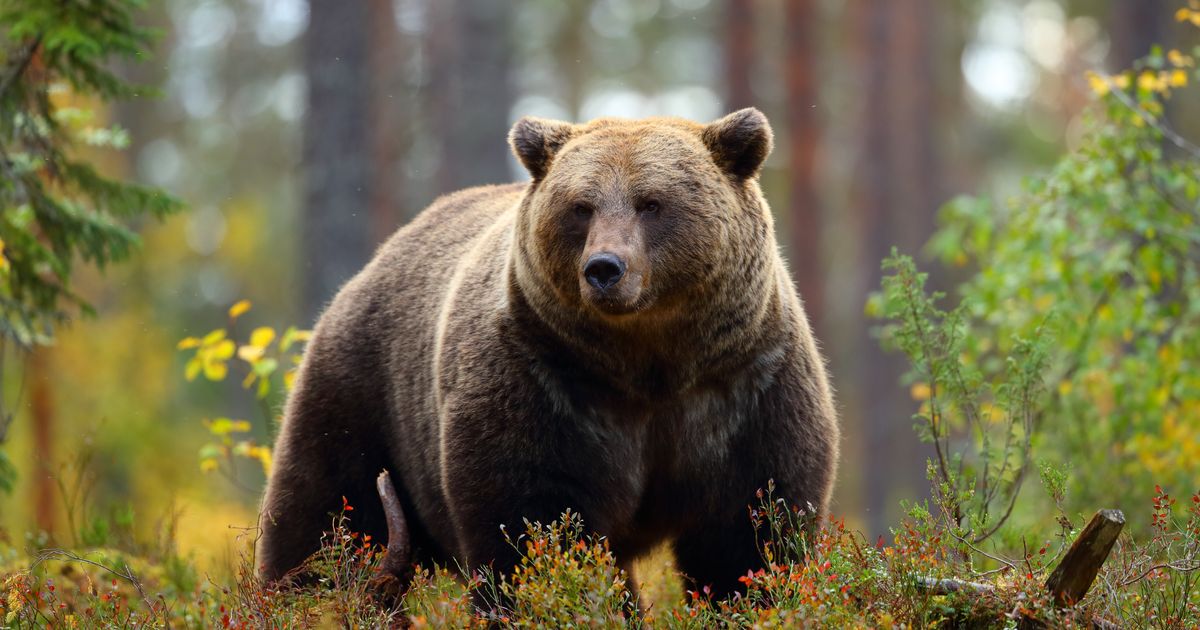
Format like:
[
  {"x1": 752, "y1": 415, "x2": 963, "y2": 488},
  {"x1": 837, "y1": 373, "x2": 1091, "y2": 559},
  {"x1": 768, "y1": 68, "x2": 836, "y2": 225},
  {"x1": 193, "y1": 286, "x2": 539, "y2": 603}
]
[{"x1": 2, "y1": 485, "x2": 1197, "y2": 627}]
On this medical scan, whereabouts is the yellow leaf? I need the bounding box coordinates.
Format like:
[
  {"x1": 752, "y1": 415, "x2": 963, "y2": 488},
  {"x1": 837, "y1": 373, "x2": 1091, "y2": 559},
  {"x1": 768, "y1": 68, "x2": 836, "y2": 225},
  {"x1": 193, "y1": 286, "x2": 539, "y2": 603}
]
[
  {"x1": 1112, "y1": 74, "x2": 1131, "y2": 89},
  {"x1": 210, "y1": 339, "x2": 236, "y2": 360},
  {"x1": 283, "y1": 368, "x2": 297, "y2": 391},
  {"x1": 202, "y1": 328, "x2": 227, "y2": 345},
  {"x1": 200, "y1": 458, "x2": 218, "y2": 473},
  {"x1": 228, "y1": 299, "x2": 252, "y2": 320},
  {"x1": 910, "y1": 382, "x2": 931, "y2": 401},
  {"x1": 0, "y1": 237, "x2": 8, "y2": 273},
  {"x1": 863, "y1": 296, "x2": 881, "y2": 318},
  {"x1": 238, "y1": 344, "x2": 264, "y2": 363},
  {"x1": 980, "y1": 402, "x2": 1005, "y2": 424},
  {"x1": 1137, "y1": 70, "x2": 1160, "y2": 91},
  {"x1": 1177, "y1": 8, "x2": 1192, "y2": 22},
  {"x1": 177, "y1": 337, "x2": 201, "y2": 350},
  {"x1": 1086, "y1": 71, "x2": 1109, "y2": 96},
  {"x1": 185, "y1": 358, "x2": 202, "y2": 381},
  {"x1": 1058, "y1": 381, "x2": 1073, "y2": 397},
  {"x1": 1169, "y1": 69, "x2": 1188, "y2": 87},
  {"x1": 204, "y1": 360, "x2": 228, "y2": 381},
  {"x1": 259, "y1": 450, "x2": 272, "y2": 476},
  {"x1": 250, "y1": 326, "x2": 276, "y2": 349},
  {"x1": 248, "y1": 446, "x2": 273, "y2": 477},
  {"x1": 242, "y1": 370, "x2": 256, "y2": 389},
  {"x1": 207, "y1": 418, "x2": 252, "y2": 435}
]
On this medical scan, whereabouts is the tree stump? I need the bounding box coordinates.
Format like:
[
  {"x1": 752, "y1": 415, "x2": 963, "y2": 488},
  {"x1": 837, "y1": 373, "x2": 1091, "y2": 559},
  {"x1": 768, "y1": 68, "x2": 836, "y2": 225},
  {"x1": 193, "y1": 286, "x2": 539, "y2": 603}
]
[{"x1": 1044, "y1": 509, "x2": 1125, "y2": 607}]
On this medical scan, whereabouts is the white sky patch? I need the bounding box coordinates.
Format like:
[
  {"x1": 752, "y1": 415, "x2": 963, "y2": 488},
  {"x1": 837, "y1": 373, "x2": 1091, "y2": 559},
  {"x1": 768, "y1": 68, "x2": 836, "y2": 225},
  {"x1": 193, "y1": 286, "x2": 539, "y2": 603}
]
[
  {"x1": 580, "y1": 86, "x2": 651, "y2": 120},
  {"x1": 186, "y1": 205, "x2": 228, "y2": 256},
  {"x1": 254, "y1": 0, "x2": 309, "y2": 47},
  {"x1": 649, "y1": 85, "x2": 721, "y2": 121},
  {"x1": 963, "y1": 0, "x2": 1036, "y2": 110},
  {"x1": 271, "y1": 72, "x2": 307, "y2": 122},
  {"x1": 1023, "y1": 1, "x2": 1067, "y2": 71},
  {"x1": 183, "y1": 1, "x2": 237, "y2": 50},
  {"x1": 510, "y1": 95, "x2": 572, "y2": 122},
  {"x1": 139, "y1": 139, "x2": 183, "y2": 188}
]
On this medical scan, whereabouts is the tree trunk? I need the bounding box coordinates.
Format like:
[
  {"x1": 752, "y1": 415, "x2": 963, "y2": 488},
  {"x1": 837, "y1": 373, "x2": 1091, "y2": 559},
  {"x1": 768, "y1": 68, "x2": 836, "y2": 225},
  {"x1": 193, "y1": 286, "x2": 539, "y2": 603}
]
[
  {"x1": 850, "y1": 0, "x2": 941, "y2": 537},
  {"x1": 301, "y1": 0, "x2": 374, "y2": 321},
  {"x1": 554, "y1": 2, "x2": 590, "y2": 121},
  {"x1": 29, "y1": 347, "x2": 55, "y2": 535},
  {"x1": 368, "y1": 0, "x2": 404, "y2": 243},
  {"x1": 429, "y1": 0, "x2": 514, "y2": 193},
  {"x1": 1109, "y1": 0, "x2": 1167, "y2": 71},
  {"x1": 724, "y1": 0, "x2": 756, "y2": 111},
  {"x1": 782, "y1": 0, "x2": 822, "y2": 333}
]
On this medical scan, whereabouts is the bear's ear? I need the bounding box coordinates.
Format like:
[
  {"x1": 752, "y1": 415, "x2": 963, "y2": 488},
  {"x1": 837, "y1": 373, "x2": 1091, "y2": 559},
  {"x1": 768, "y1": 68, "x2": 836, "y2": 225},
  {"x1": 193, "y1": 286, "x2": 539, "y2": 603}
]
[
  {"x1": 702, "y1": 108, "x2": 774, "y2": 179},
  {"x1": 508, "y1": 116, "x2": 578, "y2": 181}
]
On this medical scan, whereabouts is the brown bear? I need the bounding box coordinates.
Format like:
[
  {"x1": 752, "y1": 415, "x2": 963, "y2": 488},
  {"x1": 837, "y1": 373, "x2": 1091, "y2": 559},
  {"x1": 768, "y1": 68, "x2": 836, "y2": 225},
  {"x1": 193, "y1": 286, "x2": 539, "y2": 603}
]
[{"x1": 257, "y1": 108, "x2": 840, "y2": 599}]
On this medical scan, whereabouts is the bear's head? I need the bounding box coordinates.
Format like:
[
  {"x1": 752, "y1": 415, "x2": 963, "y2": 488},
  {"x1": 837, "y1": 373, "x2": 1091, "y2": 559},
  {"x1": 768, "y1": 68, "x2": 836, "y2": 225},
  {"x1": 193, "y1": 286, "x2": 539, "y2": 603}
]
[{"x1": 509, "y1": 108, "x2": 776, "y2": 327}]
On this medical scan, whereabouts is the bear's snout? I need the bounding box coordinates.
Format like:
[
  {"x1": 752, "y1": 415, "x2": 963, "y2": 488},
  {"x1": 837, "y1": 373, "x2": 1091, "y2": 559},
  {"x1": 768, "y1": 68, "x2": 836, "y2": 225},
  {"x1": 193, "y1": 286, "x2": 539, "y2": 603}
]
[{"x1": 583, "y1": 253, "x2": 626, "y2": 291}]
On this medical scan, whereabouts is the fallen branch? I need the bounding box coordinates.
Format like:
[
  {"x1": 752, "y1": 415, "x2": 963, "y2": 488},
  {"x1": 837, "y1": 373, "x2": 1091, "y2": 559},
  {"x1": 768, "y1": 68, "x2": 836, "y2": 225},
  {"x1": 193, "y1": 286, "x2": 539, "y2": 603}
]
[{"x1": 916, "y1": 576, "x2": 994, "y2": 595}]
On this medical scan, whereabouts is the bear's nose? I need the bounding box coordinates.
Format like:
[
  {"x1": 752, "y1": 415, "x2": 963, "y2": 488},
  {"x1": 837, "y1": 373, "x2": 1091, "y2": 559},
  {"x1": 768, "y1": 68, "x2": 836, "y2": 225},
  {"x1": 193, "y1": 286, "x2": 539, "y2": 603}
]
[{"x1": 584, "y1": 253, "x2": 626, "y2": 290}]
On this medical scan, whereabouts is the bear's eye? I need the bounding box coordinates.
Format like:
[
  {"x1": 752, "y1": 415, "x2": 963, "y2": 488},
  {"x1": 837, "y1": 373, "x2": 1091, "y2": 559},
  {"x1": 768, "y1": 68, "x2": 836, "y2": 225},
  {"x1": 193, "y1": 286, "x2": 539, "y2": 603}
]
[
  {"x1": 572, "y1": 203, "x2": 593, "y2": 218},
  {"x1": 639, "y1": 200, "x2": 661, "y2": 214}
]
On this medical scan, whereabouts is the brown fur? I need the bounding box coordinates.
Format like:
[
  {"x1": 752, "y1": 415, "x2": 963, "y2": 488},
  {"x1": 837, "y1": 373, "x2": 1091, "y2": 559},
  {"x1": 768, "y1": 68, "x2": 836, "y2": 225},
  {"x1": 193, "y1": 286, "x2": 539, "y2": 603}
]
[{"x1": 257, "y1": 108, "x2": 840, "y2": 599}]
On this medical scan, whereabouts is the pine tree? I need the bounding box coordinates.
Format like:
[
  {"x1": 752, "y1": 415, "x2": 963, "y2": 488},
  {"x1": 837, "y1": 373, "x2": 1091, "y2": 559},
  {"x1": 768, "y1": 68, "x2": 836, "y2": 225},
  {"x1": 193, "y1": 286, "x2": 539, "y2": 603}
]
[
  {"x1": 0, "y1": 0, "x2": 181, "y2": 493},
  {"x1": 0, "y1": 0, "x2": 182, "y2": 346}
]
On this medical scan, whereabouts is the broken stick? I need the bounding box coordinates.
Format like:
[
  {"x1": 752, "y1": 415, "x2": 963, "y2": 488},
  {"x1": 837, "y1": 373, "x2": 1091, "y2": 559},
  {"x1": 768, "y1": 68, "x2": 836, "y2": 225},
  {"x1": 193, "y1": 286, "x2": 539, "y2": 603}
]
[{"x1": 372, "y1": 469, "x2": 414, "y2": 597}]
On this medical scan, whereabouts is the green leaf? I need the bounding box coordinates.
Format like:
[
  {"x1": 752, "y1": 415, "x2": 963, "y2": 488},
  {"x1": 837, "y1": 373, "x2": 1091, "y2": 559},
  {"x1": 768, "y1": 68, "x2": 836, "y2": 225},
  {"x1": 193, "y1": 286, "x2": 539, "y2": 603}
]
[{"x1": 253, "y1": 357, "x2": 278, "y2": 378}]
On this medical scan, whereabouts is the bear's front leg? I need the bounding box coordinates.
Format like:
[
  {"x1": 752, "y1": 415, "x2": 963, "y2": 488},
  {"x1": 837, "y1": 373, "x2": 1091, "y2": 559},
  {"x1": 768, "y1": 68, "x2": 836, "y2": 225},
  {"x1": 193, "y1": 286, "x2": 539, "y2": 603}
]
[
  {"x1": 675, "y1": 356, "x2": 838, "y2": 599},
  {"x1": 674, "y1": 509, "x2": 765, "y2": 600},
  {"x1": 438, "y1": 398, "x2": 633, "y2": 615},
  {"x1": 440, "y1": 420, "x2": 594, "y2": 570},
  {"x1": 672, "y1": 475, "x2": 825, "y2": 601}
]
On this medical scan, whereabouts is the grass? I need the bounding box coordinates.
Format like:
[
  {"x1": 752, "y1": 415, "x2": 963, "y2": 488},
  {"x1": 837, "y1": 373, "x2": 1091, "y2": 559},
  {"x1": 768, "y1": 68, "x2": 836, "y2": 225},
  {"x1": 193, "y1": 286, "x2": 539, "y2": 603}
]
[{"x1": 2, "y1": 485, "x2": 1198, "y2": 628}]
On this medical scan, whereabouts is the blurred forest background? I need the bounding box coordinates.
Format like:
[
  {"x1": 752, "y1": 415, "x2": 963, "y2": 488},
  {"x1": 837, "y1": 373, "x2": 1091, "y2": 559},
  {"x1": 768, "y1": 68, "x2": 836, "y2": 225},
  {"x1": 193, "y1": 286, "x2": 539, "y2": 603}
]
[{"x1": 2, "y1": 0, "x2": 1198, "y2": 574}]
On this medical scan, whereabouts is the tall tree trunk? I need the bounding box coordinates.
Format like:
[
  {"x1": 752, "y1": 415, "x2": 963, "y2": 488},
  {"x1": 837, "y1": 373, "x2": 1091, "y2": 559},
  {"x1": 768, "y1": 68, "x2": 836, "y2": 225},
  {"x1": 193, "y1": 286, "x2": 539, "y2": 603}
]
[
  {"x1": 851, "y1": 0, "x2": 894, "y2": 538},
  {"x1": 454, "y1": 0, "x2": 513, "y2": 188},
  {"x1": 368, "y1": 0, "x2": 404, "y2": 243},
  {"x1": 302, "y1": 0, "x2": 400, "y2": 321},
  {"x1": 782, "y1": 0, "x2": 823, "y2": 333},
  {"x1": 725, "y1": 0, "x2": 756, "y2": 110},
  {"x1": 29, "y1": 347, "x2": 55, "y2": 535},
  {"x1": 888, "y1": 0, "x2": 940, "y2": 259},
  {"x1": 429, "y1": 0, "x2": 514, "y2": 193},
  {"x1": 1109, "y1": 0, "x2": 1167, "y2": 71},
  {"x1": 555, "y1": 2, "x2": 590, "y2": 121},
  {"x1": 850, "y1": 0, "x2": 939, "y2": 537}
]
